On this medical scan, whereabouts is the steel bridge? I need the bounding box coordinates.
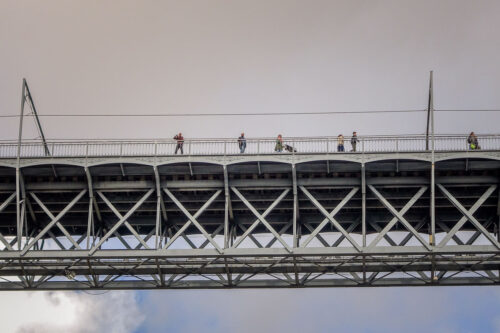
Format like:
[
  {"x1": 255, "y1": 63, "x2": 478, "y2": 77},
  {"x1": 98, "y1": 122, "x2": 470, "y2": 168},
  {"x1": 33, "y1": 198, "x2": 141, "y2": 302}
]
[{"x1": 0, "y1": 135, "x2": 500, "y2": 290}]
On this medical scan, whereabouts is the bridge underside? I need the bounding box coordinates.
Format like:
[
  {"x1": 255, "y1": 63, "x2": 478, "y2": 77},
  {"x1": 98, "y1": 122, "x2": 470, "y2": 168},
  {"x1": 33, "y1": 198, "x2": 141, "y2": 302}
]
[{"x1": 0, "y1": 153, "x2": 499, "y2": 289}]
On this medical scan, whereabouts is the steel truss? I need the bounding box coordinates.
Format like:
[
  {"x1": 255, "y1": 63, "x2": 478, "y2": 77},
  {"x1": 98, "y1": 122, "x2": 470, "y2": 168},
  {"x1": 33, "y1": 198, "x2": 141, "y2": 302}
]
[{"x1": 0, "y1": 157, "x2": 499, "y2": 290}]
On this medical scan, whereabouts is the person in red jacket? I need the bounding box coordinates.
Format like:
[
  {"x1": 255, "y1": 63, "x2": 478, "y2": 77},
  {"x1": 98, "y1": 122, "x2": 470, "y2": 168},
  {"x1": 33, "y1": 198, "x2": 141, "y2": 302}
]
[{"x1": 174, "y1": 133, "x2": 184, "y2": 154}]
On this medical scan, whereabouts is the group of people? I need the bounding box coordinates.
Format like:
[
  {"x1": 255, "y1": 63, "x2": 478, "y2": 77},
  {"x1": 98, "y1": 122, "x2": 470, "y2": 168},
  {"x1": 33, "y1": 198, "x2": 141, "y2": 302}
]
[
  {"x1": 172, "y1": 131, "x2": 480, "y2": 154},
  {"x1": 336, "y1": 132, "x2": 358, "y2": 152},
  {"x1": 273, "y1": 132, "x2": 359, "y2": 153},
  {"x1": 173, "y1": 131, "x2": 359, "y2": 154}
]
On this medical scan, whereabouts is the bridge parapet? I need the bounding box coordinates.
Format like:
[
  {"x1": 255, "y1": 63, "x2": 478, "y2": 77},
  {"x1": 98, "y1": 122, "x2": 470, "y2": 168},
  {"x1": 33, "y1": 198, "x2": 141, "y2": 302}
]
[{"x1": 1, "y1": 134, "x2": 500, "y2": 158}]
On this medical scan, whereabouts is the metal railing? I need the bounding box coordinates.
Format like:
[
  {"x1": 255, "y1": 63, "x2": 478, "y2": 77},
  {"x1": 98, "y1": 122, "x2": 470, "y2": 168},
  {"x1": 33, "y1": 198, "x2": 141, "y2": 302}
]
[{"x1": 0, "y1": 134, "x2": 499, "y2": 158}]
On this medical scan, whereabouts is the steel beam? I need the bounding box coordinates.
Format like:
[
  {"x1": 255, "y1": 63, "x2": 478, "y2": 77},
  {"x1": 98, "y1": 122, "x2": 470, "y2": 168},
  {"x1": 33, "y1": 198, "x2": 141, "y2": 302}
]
[
  {"x1": 292, "y1": 165, "x2": 298, "y2": 247},
  {"x1": 223, "y1": 166, "x2": 230, "y2": 248}
]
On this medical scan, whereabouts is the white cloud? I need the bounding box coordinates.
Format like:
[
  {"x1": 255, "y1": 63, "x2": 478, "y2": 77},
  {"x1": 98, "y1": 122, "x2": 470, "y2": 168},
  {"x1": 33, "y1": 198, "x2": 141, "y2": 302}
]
[{"x1": 0, "y1": 291, "x2": 144, "y2": 333}]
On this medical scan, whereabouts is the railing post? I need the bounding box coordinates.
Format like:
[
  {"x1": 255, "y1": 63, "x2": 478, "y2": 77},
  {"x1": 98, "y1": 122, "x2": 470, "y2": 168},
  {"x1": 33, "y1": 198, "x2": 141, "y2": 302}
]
[
  {"x1": 85, "y1": 142, "x2": 89, "y2": 158},
  {"x1": 154, "y1": 141, "x2": 158, "y2": 157},
  {"x1": 189, "y1": 141, "x2": 192, "y2": 155},
  {"x1": 120, "y1": 143, "x2": 123, "y2": 157},
  {"x1": 361, "y1": 138, "x2": 365, "y2": 153},
  {"x1": 396, "y1": 138, "x2": 399, "y2": 152},
  {"x1": 224, "y1": 141, "x2": 227, "y2": 156},
  {"x1": 257, "y1": 140, "x2": 260, "y2": 155}
]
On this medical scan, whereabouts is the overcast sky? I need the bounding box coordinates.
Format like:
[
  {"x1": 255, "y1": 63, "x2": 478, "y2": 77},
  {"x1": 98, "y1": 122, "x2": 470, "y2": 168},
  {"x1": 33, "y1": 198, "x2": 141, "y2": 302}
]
[
  {"x1": 1, "y1": 1, "x2": 500, "y2": 332},
  {"x1": 1, "y1": 0, "x2": 500, "y2": 140}
]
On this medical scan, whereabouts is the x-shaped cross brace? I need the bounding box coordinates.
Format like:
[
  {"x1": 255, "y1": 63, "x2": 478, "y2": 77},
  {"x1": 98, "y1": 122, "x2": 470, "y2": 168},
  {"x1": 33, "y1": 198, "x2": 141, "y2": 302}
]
[
  {"x1": 30, "y1": 192, "x2": 84, "y2": 251},
  {"x1": 89, "y1": 189, "x2": 154, "y2": 255},
  {"x1": 21, "y1": 189, "x2": 87, "y2": 255},
  {"x1": 300, "y1": 186, "x2": 361, "y2": 251},
  {"x1": 437, "y1": 184, "x2": 499, "y2": 249},
  {"x1": 230, "y1": 188, "x2": 290, "y2": 249},
  {"x1": 231, "y1": 187, "x2": 292, "y2": 252},
  {"x1": 163, "y1": 188, "x2": 223, "y2": 253},
  {"x1": 368, "y1": 185, "x2": 431, "y2": 250},
  {"x1": 373, "y1": 218, "x2": 428, "y2": 247},
  {"x1": 0, "y1": 193, "x2": 16, "y2": 250},
  {"x1": 97, "y1": 191, "x2": 151, "y2": 250}
]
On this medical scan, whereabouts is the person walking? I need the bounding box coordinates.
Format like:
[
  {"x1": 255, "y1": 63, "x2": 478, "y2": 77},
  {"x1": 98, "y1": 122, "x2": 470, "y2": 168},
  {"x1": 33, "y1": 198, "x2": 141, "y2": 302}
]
[
  {"x1": 351, "y1": 131, "x2": 358, "y2": 152},
  {"x1": 275, "y1": 134, "x2": 284, "y2": 152},
  {"x1": 174, "y1": 132, "x2": 184, "y2": 154},
  {"x1": 337, "y1": 134, "x2": 345, "y2": 152},
  {"x1": 467, "y1": 132, "x2": 479, "y2": 150},
  {"x1": 238, "y1": 133, "x2": 247, "y2": 153}
]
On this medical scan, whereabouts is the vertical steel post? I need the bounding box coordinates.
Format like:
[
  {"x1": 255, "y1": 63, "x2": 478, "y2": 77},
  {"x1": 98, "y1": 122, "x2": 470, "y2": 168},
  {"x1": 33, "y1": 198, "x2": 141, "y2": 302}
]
[
  {"x1": 361, "y1": 163, "x2": 366, "y2": 247},
  {"x1": 16, "y1": 79, "x2": 26, "y2": 250},
  {"x1": 426, "y1": 71, "x2": 433, "y2": 151},
  {"x1": 86, "y1": 200, "x2": 93, "y2": 250},
  {"x1": 497, "y1": 188, "x2": 500, "y2": 249},
  {"x1": 156, "y1": 196, "x2": 161, "y2": 248},
  {"x1": 497, "y1": 187, "x2": 500, "y2": 242},
  {"x1": 292, "y1": 164, "x2": 298, "y2": 247},
  {"x1": 223, "y1": 165, "x2": 229, "y2": 249},
  {"x1": 153, "y1": 165, "x2": 162, "y2": 249},
  {"x1": 430, "y1": 71, "x2": 435, "y2": 247}
]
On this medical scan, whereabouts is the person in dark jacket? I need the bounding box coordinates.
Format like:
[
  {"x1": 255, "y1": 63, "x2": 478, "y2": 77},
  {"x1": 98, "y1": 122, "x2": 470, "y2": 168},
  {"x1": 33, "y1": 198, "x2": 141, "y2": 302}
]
[
  {"x1": 467, "y1": 132, "x2": 479, "y2": 150},
  {"x1": 174, "y1": 133, "x2": 184, "y2": 154},
  {"x1": 238, "y1": 133, "x2": 246, "y2": 153},
  {"x1": 351, "y1": 131, "x2": 358, "y2": 152},
  {"x1": 275, "y1": 134, "x2": 283, "y2": 152}
]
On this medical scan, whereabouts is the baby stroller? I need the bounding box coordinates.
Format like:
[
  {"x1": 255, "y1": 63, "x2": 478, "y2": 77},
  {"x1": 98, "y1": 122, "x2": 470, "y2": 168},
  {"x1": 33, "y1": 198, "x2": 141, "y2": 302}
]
[{"x1": 284, "y1": 144, "x2": 297, "y2": 153}]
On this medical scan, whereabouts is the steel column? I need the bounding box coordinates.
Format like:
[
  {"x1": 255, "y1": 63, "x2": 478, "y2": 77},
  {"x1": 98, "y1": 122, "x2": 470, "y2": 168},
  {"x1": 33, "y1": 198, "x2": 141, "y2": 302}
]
[{"x1": 361, "y1": 163, "x2": 366, "y2": 247}]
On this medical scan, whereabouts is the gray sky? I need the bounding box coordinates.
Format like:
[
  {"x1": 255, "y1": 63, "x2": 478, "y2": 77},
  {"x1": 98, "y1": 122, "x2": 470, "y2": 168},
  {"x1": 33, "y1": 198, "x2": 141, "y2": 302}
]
[
  {"x1": 1, "y1": 1, "x2": 500, "y2": 332},
  {"x1": 1, "y1": 0, "x2": 500, "y2": 140}
]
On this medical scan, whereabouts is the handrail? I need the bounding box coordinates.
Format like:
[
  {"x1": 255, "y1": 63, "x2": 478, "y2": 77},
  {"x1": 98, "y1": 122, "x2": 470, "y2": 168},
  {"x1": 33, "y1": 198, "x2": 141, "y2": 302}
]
[{"x1": 0, "y1": 134, "x2": 499, "y2": 158}]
